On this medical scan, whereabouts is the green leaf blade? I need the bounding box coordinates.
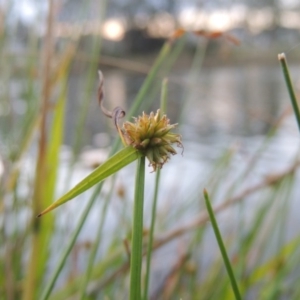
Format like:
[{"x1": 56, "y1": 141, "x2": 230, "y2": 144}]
[
  {"x1": 203, "y1": 189, "x2": 242, "y2": 300},
  {"x1": 38, "y1": 146, "x2": 141, "y2": 217}
]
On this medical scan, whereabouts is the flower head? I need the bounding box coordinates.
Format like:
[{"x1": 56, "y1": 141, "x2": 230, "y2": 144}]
[
  {"x1": 120, "y1": 109, "x2": 183, "y2": 171},
  {"x1": 97, "y1": 71, "x2": 183, "y2": 171}
]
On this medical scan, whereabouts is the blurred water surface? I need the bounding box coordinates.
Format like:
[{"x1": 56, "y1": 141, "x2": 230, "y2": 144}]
[{"x1": 65, "y1": 63, "x2": 295, "y2": 147}]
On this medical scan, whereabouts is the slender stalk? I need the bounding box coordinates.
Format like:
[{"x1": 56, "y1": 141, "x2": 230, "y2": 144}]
[
  {"x1": 143, "y1": 79, "x2": 168, "y2": 300},
  {"x1": 131, "y1": 38, "x2": 185, "y2": 115},
  {"x1": 130, "y1": 156, "x2": 146, "y2": 300},
  {"x1": 160, "y1": 78, "x2": 168, "y2": 114},
  {"x1": 127, "y1": 42, "x2": 171, "y2": 119},
  {"x1": 278, "y1": 53, "x2": 300, "y2": 131},
  {"x1": 40, "y1": 183, "x2": 103, "y2": 300},
  {"x1": 79, "y1": 177, "x2": 116, "y2": 299},
  {"x1": 23, "y1": 0, "x2": 55, "y2": 298},
  {"x1": 143, "y1": 170, "x2": 160, "y2": 300},
  {"x1": 203, "y1": 189, "x2": 242, "y2": 300}
]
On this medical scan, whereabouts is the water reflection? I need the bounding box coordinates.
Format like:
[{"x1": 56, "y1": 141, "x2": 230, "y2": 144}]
[
  {"x1": 0, "y1": 64, "x2": 291, "y2": 148},
  {"x1": 68, "y1": 64, "x2": 286, "y2": 149}
]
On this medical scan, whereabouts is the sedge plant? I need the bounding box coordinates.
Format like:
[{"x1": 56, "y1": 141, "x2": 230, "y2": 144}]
[
  {"x1": 39, "y1": 35, "x2": 184, "y2": 300},
  {"x1": 38, "y1": 71, "x2": 183, "y2": 299}
]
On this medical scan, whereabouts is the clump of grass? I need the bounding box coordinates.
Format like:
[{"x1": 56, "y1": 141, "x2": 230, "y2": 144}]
[
  {"x1": 2, "y1": 4, "x2": 300, "y2": 299},
  {"x1": 38, "y1": 69, "x2": 183, "y2": 300}
]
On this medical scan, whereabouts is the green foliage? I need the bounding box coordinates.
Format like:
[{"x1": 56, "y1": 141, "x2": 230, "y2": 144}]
[
  {"x1": 1, "y1": 5, "x2": 300, "y2": 300},
  {"x1": 38, "y1": 146, "x2": 141, "y2": 217}
]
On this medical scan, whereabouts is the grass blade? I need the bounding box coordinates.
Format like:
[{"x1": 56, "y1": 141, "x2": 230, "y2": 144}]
[
  {"x1": 40, "y1": 182, "x2": 104, "y2": 300},
  {"x1": 278, "y1": 53, "x2": 300, "y2": 131},
  {"x1": 203, "y1": 189, "x2": 242, "y2": 300},
  {"x1": 38, "y1": 146, "x2": 141, "y2": 217},
  {"x1": 78, "y1": 176, "x2": 116, "y2": 299},
  {"x1": 127, "y1": 41, "x2": 171, "y2": 119},
  {"x1": 23, "y1": 1, "x2": 56, "y2": 297},
  {"x1": 35, "y1": 79, "x2": 67, "y2": 289}
]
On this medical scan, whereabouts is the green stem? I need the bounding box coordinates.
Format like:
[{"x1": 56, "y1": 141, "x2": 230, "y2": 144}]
[
  {"x1": 143, "y1": 78, "x2": 168, "y2": 300},
  {"x1": 143, "y1": 170, "x2": 160, "y2": 300},
  {"x1": 40, "y1": 183, "x2": 103, "y2": 300},
  {"x1": 79, "y1": 176, "x2": 116, "y2": 299},
  {"x1": 130, "y1": 156, "x2": 146, "y2": 300},
  {"x1": 23, "y1": 0, "x2": 55, "y2": 298},
  {"x1": 127, "y1": 42, "x2": 171, "y2": 119},
  {"x1": 160, "y1": 78, "x2": 168, "y2": 115},
  {"x1": 278, "y1": 53, "x2": 300, "y2": 131},
  {"x1": 203, "y1": 189, "x2": 242, "y2": 300}
]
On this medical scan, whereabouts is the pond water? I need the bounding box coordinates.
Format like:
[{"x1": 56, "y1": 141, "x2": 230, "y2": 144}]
[
  {"x1": 56, "y1": 62, "x2": 300, "y2": 245},
  {"x1": 66, "y1": 63, "x2": 291, "y2": 148}
]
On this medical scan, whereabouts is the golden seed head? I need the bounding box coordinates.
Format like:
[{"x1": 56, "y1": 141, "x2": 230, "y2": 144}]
[{"x1": 121, "y1": 109, "x2": 183, "y2": 171}]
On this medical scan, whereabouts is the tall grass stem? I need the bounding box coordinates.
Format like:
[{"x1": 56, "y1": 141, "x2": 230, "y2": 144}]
[
  {"x1": 143, "y1": 78, "x2": 168, "y2": 300},
  {"x1": 79, "y1": 177, "x2": 116, "y2": 299},
  {"x1": 23, "y1": 0, "x2": 55, "y2": 298},
  {"x1": 127, "y1": 42, "x2": 171, "y2": 118},
  {"x1": 40, "y1": 183, "x2": 103, "y2": 300},
  {"x1": 203, "y1": 189, "x2": 242, "y2": 300},
  {"x1": 130, "y1": 156, "x2": 146, "y2": 300},
  {"x1": 143, "y1": 170, "x2": 160, "y2": 300},
  {"x1": 278, "y1": 53, "x2": 300, "y2": 131}
]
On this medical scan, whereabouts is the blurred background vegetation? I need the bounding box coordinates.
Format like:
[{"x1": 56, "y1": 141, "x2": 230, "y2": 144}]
[{"x1": 1, "y1": 0, "x2": 300, "y2": 299}]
